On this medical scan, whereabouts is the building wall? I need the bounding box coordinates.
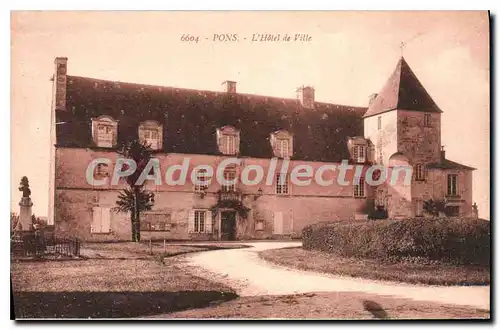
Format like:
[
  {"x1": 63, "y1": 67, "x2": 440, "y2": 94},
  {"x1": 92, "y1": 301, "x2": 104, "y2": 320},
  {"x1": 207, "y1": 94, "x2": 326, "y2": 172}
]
[
  {"x1": 54, "y1": 147, "x2": 369, "y2": 241},
  {"x1": 363, "y1": 110, "x2": 398, "y2": 166},
  {"x1": 397, "y1": 110, "x2": 441, "y2": 165}
]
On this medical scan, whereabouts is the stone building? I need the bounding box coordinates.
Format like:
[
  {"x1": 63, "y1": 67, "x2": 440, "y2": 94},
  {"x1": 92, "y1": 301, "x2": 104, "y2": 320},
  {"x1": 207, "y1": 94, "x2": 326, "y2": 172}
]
[{"x1": 49, "y1": 56, "x2": 475, "y2": 241}]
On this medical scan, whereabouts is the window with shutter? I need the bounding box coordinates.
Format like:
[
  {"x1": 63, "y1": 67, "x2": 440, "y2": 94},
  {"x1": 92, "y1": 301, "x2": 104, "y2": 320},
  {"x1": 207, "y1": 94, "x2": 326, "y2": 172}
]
[
  {"x1": 273, "y1": 212, "x2": 283, "y2": 235},
  {"x1": 205, "y1": 210, "x2": 213, "y2": 233},
  {"x1": 188, "y1": 210, "x2": 195, "y2": 233},
  {"x1": 91, "y1": 207, "x2": 111, "y2": 233}
]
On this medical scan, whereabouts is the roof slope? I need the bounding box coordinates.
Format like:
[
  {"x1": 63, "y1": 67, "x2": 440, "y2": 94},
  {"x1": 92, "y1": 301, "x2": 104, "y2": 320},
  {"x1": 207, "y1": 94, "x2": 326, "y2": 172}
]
[
  {"x1": 364, "y1": 57, "x2": 442, "y2": 118},
  {"x1": 56, "y1": 76, "x2": 367, "y2": 162},
  {"x1": 427, "y1": 158, "x2": 476, "y2": 171}
]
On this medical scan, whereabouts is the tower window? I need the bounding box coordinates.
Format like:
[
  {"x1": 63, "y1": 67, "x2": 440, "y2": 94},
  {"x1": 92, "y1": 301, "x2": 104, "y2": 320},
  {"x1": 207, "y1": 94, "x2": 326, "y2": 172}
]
[
  {"x1": 424, "y1": 114, "x2": 431, "y2": 127},
  {"x1": 415, "y1": 164, "x2": 425, "y2": 181}
]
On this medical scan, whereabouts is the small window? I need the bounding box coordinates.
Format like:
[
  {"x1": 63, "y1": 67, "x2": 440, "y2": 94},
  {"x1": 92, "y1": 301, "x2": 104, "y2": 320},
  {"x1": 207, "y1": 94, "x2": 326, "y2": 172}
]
[
  {"x1": 194, "y1": 168, "x2": 210, "y2": 193},
  {"x1": 222, "y1": 135, "x2": 237, "y2": 155},
  {"x1": 139, "y1": 121, "x2": 162, "y2": 150},
  {"x1": 276, "y1": 173, "x2": 289, "y2": 195},
  {"x1": 221, "y1": 166, "x2": 236, "y2": 192},
  {"x1": 378, "y1": 116, "x2": 382, "y2": 130},
  {"x1": 277, "y1": 139, "x2": 290, "y2": 159},
  {"x1": 353, "y1": 145, "x2": 366, "y2": 163},
  {"x1": 217, "y1": 126, "x2": 240, "y2": 155},
  {"x1": 445, "y1": 205, "x2": 460, "y2": 217},
  {"x1": 424, "y1": 114, "x2": 431, "y2": 127},
  {"x1": 92, "y1": 116, "x2": 118, "y2": 148},
  {"x1": 271, "y1": 130, "x2": 293, "y2": 159},
  {"x1": 91, "y1": 207, "x2": 111, "y2": 234},
  {"x1": 415, "y1": 164, "x2": 425, "y2": 181},
  {"x1": 354, "y1": 177, "x2": 365, "y2": 198},
  {"x1": 447, "y1": 174, "x2": 458, "y2": 196}
]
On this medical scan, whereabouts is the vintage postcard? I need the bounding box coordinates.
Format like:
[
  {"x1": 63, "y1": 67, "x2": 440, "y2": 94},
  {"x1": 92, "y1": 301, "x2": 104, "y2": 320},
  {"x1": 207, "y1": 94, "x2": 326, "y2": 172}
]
[{"x1": 10, "y1": 11, "x2": 490, "y2": 320}]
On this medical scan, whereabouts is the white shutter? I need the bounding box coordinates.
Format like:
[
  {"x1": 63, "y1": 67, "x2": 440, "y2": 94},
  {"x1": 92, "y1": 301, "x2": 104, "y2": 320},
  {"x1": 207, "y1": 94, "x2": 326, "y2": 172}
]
[
  {"x1": 188, "y1": 210, "x2": 195, "y2": 233},
  {"x1": 101, "y1": 207, "x2": 111, "y2": 233},
  {"x1": 273, "y1": 211, "x2": 283, "y2": 235},
  {"x1": 91, "y1": 207, "x2": 101, "y2": 233},
  {"x1": 205, "y1": 210, "x2": 213, "y2": 233}
]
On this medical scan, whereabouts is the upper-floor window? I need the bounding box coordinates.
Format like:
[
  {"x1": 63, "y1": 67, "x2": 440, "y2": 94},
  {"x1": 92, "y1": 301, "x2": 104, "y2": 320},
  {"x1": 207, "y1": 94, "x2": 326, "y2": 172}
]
[
  {"x1": 276, "y1": 173, "x2": 290, "y2": 195},
  {"x1": 221, "y1": 165, "x2": 237, "y2": 192},
  {"x1": 378, "y1": 116, "x2": 382, "y2": 130},
  {"x1": 91, "y1": 115, "x2": 118, "y2": 148},
  {"x1": 415, "y1": 164, "x2": 425, "y2": 181},
  {"x1": 354, "y1": 177, "x2": 365, "y2": 198},
  {"x1": 424, "y1": 114, "x2": 431, "y2": 127},
  {"x1": 194, "y1": 168, "x2": 210, "y2": 193},
  {"x1": 217, "y1": 126, "x2": 240, "y2": 155},
  {"x1": 139, "y1": 121, "x2": 163, "y2": 150},
  {"x1": 270, "y1": 130, "x2": 293, "y2": 159},
  {"x1": 353, "y1": 145, "x2": 366, "y2": 163},
  {"x1": 447, "y1": 174, "x2": 458, "y2": 196}
]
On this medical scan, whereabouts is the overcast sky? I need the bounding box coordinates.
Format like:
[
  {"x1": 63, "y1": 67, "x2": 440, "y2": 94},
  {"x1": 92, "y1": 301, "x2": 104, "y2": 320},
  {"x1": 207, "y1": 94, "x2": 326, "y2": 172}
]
[{"x1": 11, "y1": 11, "x2": 490, "y2": 219}]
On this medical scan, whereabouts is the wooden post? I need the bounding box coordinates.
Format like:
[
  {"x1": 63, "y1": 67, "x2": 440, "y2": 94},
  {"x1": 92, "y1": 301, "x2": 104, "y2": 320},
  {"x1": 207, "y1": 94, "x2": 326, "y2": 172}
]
[{"x1": 149, "y1": 238, "x2": 152, "y2": 255}]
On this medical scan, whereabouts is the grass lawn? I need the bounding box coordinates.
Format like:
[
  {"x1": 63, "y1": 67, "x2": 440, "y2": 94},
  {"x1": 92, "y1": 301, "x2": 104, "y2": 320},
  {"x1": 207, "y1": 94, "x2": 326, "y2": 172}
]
[
  {"x1": 11, "y1": 242, "x2": 239, "y2": 318},
  {"x1": 161, "y1": 292, "x2": 490, "y2": 320},
  {"x1": 259, "y1": 247, "x2": 490, "y2": 286}
]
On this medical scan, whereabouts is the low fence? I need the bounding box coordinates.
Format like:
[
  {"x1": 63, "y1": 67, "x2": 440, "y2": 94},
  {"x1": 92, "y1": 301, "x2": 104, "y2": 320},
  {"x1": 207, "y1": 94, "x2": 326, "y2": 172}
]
[{"x1": 11, "y1": 231, "x2": 80, "y2": 258}]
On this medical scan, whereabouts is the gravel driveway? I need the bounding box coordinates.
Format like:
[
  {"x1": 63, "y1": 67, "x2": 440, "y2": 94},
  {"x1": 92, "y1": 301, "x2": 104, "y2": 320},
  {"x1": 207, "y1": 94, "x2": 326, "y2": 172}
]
[{"x1": 181, "y1": 242, "x2": 490, "y2": 310}]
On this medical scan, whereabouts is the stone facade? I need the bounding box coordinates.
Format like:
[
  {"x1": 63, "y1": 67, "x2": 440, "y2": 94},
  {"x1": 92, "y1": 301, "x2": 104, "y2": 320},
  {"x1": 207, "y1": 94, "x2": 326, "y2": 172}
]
[
  {"x1": 49, "y1": 56, "x2": 476, "y2": 241},
  {"x1": 54, "y1": 147, "x2": 368, "y2": 241}
]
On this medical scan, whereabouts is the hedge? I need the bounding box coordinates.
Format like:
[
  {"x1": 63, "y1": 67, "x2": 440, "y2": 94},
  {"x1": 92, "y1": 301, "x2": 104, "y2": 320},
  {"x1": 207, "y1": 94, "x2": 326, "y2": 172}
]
[{"x1": 302, "y1": 217, "x2": 490, "y2": 266}]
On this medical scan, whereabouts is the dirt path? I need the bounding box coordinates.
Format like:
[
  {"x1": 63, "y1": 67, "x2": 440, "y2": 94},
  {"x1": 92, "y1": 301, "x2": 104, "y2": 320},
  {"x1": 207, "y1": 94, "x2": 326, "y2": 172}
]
[{"x1": 180, "y1": 242, "x2": 490, "y2": 310}]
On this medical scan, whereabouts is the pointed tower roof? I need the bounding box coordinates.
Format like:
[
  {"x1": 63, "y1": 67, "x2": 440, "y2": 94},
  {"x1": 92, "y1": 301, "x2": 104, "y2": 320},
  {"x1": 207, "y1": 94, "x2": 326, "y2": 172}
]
[{"x1": 363, "y1": 57, "x2": 442, "y2": 118}]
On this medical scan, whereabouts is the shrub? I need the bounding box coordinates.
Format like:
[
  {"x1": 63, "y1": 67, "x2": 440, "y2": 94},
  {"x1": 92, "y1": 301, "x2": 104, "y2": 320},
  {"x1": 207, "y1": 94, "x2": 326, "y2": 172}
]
[{"x1": 302, "y1": 217, "x2": 490, "y2": 266}]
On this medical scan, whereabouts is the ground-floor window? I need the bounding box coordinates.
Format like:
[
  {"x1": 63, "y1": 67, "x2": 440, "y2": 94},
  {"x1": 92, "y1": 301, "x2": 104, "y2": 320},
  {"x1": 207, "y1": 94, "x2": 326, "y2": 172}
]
[
  {"x1": 445, "y1": 205, "x2": 460, "y2": 217},
  {"x1": 188, "y1": 209, "x2": 212, "y2": 233},
  {"x1": 91, "y1": 207, "x2": 111, "y2": 234},
  {"x1": 354, "y1": 177, "x2": 365, "y2": 197},
  {"x1": 273, "y1": 211, "x2": 293, "y2": 235},
  {"x1": 415, "y1": 199, "x2": 423, "y2": 217}
]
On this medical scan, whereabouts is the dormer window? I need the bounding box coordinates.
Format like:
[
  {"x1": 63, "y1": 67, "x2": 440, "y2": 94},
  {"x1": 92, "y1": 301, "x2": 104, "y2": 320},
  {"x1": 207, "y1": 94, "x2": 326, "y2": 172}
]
[
  {"x1": 348, "y1": 137, "x2": 368, "y2": 163},
  {"x1": 91, "y1": 115, "x2": 118, "y2": 148},
  {"x1": 353, "y1": 145, "x2": 366, "y2": 163},
  {"x1": 139, "y1": 121, "x2": 163, "y2": 150},
  {"x1": 270, "y1": 130, "x2": 293, "y2": 159},
  {"x1": 217, "y1": 126, "x2": 240, "y2": 155}
]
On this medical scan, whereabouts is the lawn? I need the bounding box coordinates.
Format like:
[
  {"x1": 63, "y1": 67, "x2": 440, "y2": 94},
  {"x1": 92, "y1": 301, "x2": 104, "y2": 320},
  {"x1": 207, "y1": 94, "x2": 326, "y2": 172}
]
[
  {"x1": 11, "y1": 242, "x2": 240, "y2": 318},
  {"x1": 259, "y1": 247, "x2": 490, "y2": 286},
  {"x1": 161, "y1": 292, "x2": 490, "y2": 320}
]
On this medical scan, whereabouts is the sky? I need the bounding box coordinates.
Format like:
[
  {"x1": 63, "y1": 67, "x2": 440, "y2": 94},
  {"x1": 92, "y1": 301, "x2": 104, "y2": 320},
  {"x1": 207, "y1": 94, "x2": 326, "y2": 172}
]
[{"x1": 11, "y1": 11, "x2": 490, "y2": 219}]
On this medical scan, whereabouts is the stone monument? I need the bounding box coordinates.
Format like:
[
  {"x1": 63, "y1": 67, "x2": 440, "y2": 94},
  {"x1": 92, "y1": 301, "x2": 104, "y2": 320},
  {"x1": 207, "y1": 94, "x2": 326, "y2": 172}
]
[{"x1": 17, "y1": 176, "x2": 33, "y2": 231}]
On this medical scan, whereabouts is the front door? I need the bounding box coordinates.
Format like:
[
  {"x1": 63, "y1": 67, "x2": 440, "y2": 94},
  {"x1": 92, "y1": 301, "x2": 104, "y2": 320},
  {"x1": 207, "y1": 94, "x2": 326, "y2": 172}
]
[{"x1": 220, "y1": 211, "x2": 236, "y2": 241}]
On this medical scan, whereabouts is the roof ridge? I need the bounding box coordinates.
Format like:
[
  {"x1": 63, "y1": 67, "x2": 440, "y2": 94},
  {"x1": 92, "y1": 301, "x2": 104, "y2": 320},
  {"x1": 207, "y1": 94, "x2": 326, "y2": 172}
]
[{"x1": 67, "y1": 75, "x2": 366, "y2": 109}]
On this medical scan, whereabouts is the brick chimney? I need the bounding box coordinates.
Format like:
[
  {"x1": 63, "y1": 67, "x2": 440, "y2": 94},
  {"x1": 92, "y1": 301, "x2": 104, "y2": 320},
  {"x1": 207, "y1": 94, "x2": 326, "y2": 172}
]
[
  {"x1": 222, "y1": 80, "x2": 237, "y2": 93},
  {"x1": 369, "y1": 93, "x2": 378, "y2": 106},
  {"x1": 441, "y1": 145, "x2": 446, "y2": 162},
  {"x1": 53, "y1": 57, "x2": 68, "y2": 111},
  {"x1": 296, "y1": 86, "x2": 315, "y2": 109}
]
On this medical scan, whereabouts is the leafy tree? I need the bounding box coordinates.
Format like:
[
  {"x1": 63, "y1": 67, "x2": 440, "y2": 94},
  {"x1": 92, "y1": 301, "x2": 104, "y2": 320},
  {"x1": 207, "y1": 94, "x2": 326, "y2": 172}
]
[{"x1": 113, "y1": 140, "x2": 155, "y2": 242}]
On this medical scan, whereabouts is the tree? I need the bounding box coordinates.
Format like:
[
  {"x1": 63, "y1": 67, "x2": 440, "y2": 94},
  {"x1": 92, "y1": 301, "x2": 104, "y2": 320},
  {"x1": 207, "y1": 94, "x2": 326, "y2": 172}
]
[{"x1": 113, "y1": 140, "x2": 155, "y2": 242}]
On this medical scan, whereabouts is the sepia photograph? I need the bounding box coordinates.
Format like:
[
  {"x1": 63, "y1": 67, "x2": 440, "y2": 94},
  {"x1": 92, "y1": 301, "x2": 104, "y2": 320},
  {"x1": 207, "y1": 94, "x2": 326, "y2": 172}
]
[{"x1": 10, "y1": 10, "x2": 490, "y2": 320}]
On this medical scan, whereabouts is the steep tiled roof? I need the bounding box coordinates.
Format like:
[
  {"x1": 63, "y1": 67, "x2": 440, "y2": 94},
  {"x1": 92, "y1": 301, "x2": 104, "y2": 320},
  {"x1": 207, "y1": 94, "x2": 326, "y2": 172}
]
[
  {"x1": 427, "y1": 158, "x2": 476, "y2": 171},
  {"x1": 364, "y1": 57, "x2": 442, "y2": 118},
  {"x1": 56, "y1": 76, "x2": 367, "y2": 162}
]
